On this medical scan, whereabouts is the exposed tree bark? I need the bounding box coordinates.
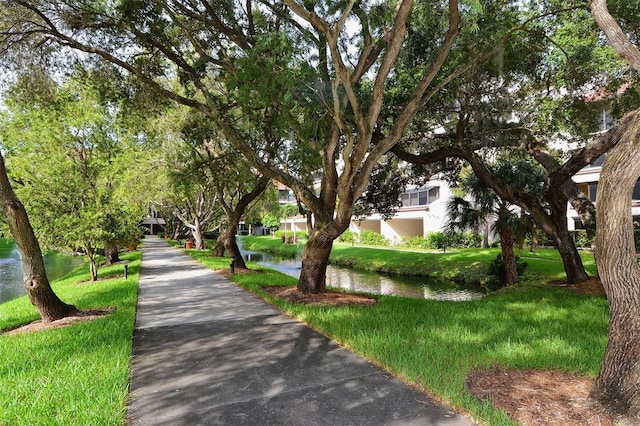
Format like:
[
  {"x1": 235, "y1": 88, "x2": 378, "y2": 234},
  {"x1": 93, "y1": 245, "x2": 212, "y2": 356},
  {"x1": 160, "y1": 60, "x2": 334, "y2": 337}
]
[
  {"x1": 587, "y1": 4, "x2": 640, "y2": 422},
  {"x1": 591, "y1": 111, "x2": 640, "y2": 424},
  {"x1": 589, "y1": 0, "x2": 640, "y2": 72},
  {"x1": 0, "y1": 152, "x2": 77, "y2": 322},
  {"x1": 499, "y1": 226, "x2": 518, "y2": 286},
  {"x1": 213, "y1": 229, "x2": 226, "y2": 257},
  {"x1": 103, "y1": 240, "x2": 120, "y2": 265},
  {"x1": 297, "y1": 207, "x2": 346, "y2": 293},
  {"x1": 87, "y1": 245, "x2": 98, "y2": 282}
]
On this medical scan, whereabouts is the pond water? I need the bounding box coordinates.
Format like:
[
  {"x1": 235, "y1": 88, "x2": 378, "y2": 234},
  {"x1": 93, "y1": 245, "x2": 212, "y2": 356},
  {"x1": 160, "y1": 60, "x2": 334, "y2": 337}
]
[
  {"x1": 240, "y1": 245, "x2": 486, "y2": 301},
  {"x1": 0, "y1": 239, "x2": 84, "y2": 305}
]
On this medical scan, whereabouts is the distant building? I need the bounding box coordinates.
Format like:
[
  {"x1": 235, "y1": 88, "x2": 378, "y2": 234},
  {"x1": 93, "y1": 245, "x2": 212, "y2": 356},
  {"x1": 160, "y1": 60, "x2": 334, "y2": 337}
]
[{"x1": 140, "y1": 205, "x2": 166, "y2": 235}]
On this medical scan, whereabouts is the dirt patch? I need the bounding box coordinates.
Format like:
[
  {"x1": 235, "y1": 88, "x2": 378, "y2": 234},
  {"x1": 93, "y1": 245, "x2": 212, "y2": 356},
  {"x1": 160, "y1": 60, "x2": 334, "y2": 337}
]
[
  {"x1": 2, "y1": 308, "x2": 115, "y2": 335},
  {"x1": 261, "y1": 285, "x2": 378, "y2": 307},
  {"x1": 550, "y1": 277, "x2": 606, "y2": 297},
  {"x1": 467, "y1": 366, "x2": 612, "y2": 425},
  {"x1": 78, "y1": 274, "x2": 123, "y2": 284},
  {"x1": 217, "y1": 267, "x2": 260, "y2": 279}
]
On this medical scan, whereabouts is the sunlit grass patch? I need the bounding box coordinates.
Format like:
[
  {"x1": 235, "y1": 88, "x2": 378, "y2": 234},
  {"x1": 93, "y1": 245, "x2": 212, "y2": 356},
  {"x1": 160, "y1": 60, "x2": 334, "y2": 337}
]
[{"x1": 0, "y1": 251, "x2": 140, "y2": 425}]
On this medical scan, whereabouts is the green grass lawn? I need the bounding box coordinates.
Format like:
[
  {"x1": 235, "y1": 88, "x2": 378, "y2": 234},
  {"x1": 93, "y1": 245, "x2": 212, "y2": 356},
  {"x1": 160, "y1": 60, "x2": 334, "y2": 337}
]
[
  {"x1": 190, "y1": 239, "x2": 607, "y2": 426},
  {"x1": 0, "y1": 252, "x2": 140, "y2": 425},
  {"x1": 0, "y1": 237, "x2": 604, "y2": 426}
]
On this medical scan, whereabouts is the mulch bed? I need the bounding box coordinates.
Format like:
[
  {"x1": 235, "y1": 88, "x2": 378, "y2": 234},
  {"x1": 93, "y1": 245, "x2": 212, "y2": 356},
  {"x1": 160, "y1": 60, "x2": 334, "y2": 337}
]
[{"x1": 467, "y1": 366, "x2": 612, "y2": 425}]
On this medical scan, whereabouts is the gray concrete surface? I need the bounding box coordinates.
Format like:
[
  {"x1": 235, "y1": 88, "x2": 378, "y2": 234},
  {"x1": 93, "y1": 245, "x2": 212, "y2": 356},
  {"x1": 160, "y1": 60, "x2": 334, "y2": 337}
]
[{"x1": 126, "y1": 235, "x2": 476, "y2": 425}]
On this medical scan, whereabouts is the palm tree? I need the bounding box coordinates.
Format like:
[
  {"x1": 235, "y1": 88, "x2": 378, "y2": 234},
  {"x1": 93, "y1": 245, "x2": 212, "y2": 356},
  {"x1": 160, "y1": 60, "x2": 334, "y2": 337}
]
[{"x1": 446, "y1": 166, "x2": 529, "y2": 286}]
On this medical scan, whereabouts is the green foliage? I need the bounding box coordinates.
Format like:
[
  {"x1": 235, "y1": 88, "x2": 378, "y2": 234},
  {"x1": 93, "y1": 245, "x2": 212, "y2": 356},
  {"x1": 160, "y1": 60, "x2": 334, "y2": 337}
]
[
  {"x1": 0, "y1": 70, "x2": 146, "y2": 257},
  {"x1": 260, "y1": 213, "x2": 281, "y2": 229},
  {"x1": 359, "y1": 230, "x2": 388, "y2": 246},
  {"x1": 273, "y1": 230, "x2": 308, "y2": 241},
  {"x1": 486, "y1": 253, "x2": 528, "y2": 291},
  {"x1": 570, "y1": 230, "x2": 593, "y2": 249},
  {"x1": 426, "y1": 232, "x2": 449, "y2": 250},
  {"x1": 338, "y1": 230, "x2": 357, "y2": 243}
]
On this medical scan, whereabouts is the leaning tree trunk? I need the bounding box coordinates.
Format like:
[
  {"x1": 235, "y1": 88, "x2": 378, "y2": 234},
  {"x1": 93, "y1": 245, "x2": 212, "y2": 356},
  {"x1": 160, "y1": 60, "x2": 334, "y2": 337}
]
[
  {"x1": 552, "y1": 227, "x2": 590, "y2": 284},
  {"x1": 0, "y1": 153, "x2": 77, "y2": 322},
  {"x1": 591, "y1": 112, "x2": 640, "y2": 423},
  {"x1": 545, "y1": 197, "x2": 590, "y2": 284},
  {"x1": 297, "y1": 215, "x2": 345, "y2": 293},
  {"x1": 224, "y1": 225, "x2": 245, "y2": 269}
]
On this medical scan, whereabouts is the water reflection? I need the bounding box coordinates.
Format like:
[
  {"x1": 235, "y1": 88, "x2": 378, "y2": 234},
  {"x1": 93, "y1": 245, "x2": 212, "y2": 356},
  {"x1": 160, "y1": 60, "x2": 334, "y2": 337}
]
[
  {"x1": 241, "y1": 249, "x2": 485, "y2": 301},
  {"x1": 0, "y1": 239, "x2": 84, "y2": 305}
]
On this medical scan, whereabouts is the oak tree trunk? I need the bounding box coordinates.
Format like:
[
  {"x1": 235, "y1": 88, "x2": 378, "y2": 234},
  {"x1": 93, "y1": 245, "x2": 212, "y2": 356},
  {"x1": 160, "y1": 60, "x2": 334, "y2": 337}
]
[
  {"x1": 103, "y1": 240, "x2": 120, "y2": 265},
  {"x1": 591, "y1": 111, "x2": 640, "y2": 423},
  {"x1": 0, "y1": 152, "x2": 77, "y2": 322},
  {"x1": 225, "y1": 228, "x2": 246, "y2": 269},
  {"x1": 213, "y1": 232, "x2": 226, "y2": 257},
  {"x1": 297, "y1": 236, "x2": 333, "y2": 293},
  {"x1": 546, "y1": 194, "x2": 590, "y2": 284},
  {"x1": 553, "y1": 228, "x2": 590, "y2": 284}
]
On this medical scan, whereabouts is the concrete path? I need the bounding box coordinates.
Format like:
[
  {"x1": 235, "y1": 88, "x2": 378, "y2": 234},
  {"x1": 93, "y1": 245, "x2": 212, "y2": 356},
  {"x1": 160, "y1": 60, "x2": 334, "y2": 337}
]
[{"x1": 126, "y1": 235, "x2": 476, "y2": 425}]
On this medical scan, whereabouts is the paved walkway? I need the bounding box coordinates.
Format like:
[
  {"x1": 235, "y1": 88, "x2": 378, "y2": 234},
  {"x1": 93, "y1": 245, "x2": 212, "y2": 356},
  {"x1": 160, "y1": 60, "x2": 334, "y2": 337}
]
[{"x1": 126, "y1": 236, "x2": 476, "y2": 425}]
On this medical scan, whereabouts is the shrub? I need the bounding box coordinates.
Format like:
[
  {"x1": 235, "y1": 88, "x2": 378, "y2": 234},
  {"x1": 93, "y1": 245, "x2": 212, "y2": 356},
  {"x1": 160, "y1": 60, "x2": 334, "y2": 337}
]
[
  {"x1": 359, "y1": 230, "x2": 388, "y2": 246},
  {"x1": 485, "y1": 253, "x2": 528, "y2": 291},
  {"x1": 339, "y1": 230, "x2": 357, "y2": 243},
  {"x1": 570, "y1": 230, "x2": 593, "y2": 249},
  {"x1": 426, "y1": 232, "x2": 449, "y2": 250},
  {"x1": 403, "y1": 235, "x2": 429, "y2": 249},
  {"x1": 274, "y1": 230, "x2": 308, "y2": 241}
]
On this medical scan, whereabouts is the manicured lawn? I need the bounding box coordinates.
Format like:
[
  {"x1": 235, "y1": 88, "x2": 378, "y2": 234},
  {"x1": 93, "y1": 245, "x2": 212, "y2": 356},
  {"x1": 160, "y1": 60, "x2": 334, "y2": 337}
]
[
  {"x1": 187, "y1": 244, "x2": 608, "y2": 426},
  {"x1": 0, "y1": 252, "x2": 140, "y2": 425}
]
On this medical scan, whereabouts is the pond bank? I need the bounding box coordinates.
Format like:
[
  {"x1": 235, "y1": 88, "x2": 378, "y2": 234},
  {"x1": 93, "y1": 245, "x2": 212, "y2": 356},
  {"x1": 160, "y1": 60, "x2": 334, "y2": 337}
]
[{"x1": 242, "y1": 235, "x2": 493, "y2": 284}]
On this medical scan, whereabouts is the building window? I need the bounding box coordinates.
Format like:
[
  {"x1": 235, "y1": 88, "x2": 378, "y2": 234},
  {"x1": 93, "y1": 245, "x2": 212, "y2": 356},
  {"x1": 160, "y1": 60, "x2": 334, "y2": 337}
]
[
  {"x1": 401, "y1": 186, "x2": 440, "y2": 207},
  {"x1": 634, "y1": 180, "x2": 640, "y2": 201}
]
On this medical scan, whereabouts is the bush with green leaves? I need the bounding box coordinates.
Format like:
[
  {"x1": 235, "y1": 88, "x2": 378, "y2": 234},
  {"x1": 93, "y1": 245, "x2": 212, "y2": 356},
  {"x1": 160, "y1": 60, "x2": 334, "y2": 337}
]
[
  {"x1": 338, "y1": 230, "x2": 357, "y2": 243},
  {"x1": 359, "y1": 230, "x2": 388, "y2": 246},
  {"x1": 570, "y1": 230, "x2": 593, "y2": 249},
  {"x1": 485, "y1": 253, "x2": 528, "y2": 291},
  {"x1": 274, "y1": 230, "x2": 308, "y2": 240}
]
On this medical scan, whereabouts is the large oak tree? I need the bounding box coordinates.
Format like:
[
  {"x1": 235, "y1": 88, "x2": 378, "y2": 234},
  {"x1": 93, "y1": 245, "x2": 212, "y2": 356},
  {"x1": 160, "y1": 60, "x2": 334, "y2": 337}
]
[{"x1": 587, "y1": 0, "x2": 640, "y2": 422}]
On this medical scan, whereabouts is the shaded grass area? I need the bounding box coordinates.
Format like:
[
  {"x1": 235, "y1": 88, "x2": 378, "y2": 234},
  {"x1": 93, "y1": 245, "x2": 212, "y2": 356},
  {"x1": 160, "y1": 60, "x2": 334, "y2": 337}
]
[
  {"x1": 188, "y1": 243, "x2": 607, "y2": 426},
  {"x1": 0, "y1": 252, "x2": 140, "y2": 425}
]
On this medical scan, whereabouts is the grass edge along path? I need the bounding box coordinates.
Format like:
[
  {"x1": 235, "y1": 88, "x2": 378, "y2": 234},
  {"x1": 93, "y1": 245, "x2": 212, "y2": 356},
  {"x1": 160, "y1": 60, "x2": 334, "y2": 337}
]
[
  {"x1": 0, "y1": 251, "x2": 140, "y2": 426},
  {"x1": 187, "y1": 243, "x2": 607, "y2": 426}
]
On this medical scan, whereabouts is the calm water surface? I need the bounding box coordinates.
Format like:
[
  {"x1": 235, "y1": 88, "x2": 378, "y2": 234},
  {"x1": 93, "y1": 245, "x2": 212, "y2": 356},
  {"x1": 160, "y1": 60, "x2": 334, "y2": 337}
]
[
  {"x1": 241, "y1": 246, "x2": 485, "y2": 301},
  {"x1": 0, "y1": 239, "x2": 83, "y2": 305}
]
